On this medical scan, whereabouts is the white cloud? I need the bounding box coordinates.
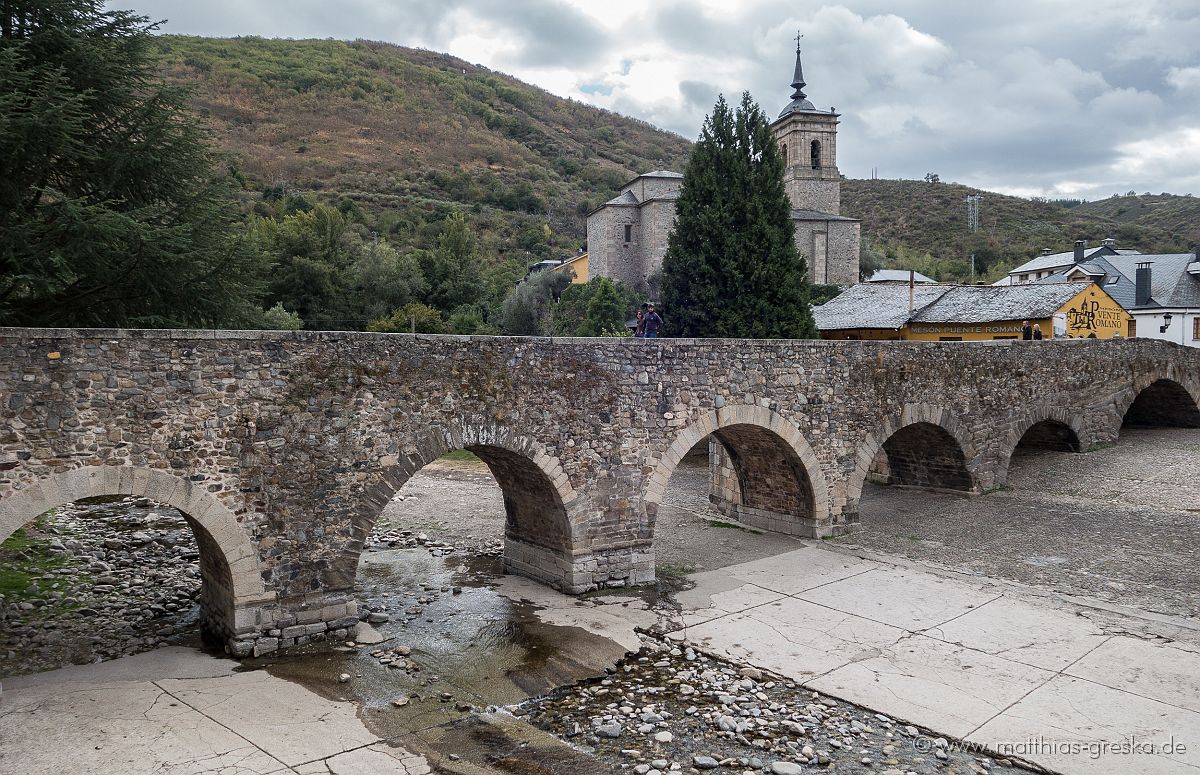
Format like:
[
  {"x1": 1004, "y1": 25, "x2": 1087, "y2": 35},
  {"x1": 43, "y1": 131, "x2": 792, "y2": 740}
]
[{"x1": 120, "y1": 0, "x2": 1200, "y2": 198}]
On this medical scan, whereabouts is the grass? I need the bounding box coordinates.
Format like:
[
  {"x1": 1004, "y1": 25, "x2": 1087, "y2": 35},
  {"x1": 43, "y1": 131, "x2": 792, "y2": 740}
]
[
  {"x1": 0, "y1": 526, "x2": 71, "y2": 599},
  {"x1": 656, "y1": 562, "x2": 698, "y2": 578},
  {"x1": 703, "y1": 518, "x2": 752, "y2": 531}
]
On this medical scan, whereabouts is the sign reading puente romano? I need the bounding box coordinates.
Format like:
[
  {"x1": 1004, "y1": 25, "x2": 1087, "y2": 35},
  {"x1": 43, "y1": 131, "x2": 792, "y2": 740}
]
[{"x1": 1, "y1": 329, "x2": 1197, "y2": 656}]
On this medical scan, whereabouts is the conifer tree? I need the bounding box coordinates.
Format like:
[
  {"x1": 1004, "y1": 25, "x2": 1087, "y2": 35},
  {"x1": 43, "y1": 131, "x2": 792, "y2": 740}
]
[
  {"x1": 0, "y1": 0, "x2": 268, "y2": 327},
  {"x1": 579, "y1": 277, "x2": 626, "y2": 336},
  {"x1": 660, "y1": 93, "x2": 816, "y2": 339}
]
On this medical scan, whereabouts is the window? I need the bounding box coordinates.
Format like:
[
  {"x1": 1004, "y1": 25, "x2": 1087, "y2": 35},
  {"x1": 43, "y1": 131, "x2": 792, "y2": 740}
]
[
  {"x1": 1193, "y1": 317, "x2": 1200, "y2": 340},
  {"x1": 1107, "y1": 276, "x2": 1120, "y2": 285},
  {"x1": 1128, "y1": 319, "x2": 1137, "y2": 337},
  {"x1": 623, "y1": 224, "x2": 632, "y2": 243},
  {"x1": 1020, "y1": 274, "x2": 1029, "y2": 282},
  {"x1": 781, "y1": 142, "x2": 788, "y2": 162},
  {"x1": 810, "y1": 140, "x2": 821, "y2": 169}
]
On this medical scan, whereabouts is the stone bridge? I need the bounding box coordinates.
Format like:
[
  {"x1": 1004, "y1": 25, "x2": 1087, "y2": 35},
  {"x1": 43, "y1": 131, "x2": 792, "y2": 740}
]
[{"x1": 1, "y1": 329, "x2": 1197, "y2": 656}]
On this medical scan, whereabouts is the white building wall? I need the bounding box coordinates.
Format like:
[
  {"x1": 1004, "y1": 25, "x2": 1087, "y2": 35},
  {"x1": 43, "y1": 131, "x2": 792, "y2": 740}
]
[{"x1": 1131, "y1": 310, "x2": 1200, "y2": 348}]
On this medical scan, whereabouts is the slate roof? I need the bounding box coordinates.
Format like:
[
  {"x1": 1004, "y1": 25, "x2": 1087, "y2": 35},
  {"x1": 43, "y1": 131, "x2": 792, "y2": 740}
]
[
  {"x1": 911, "y1": 284, "x2": 1083, "y2": 323},
  {"x1": 792, "y1": 208, "x2": 857, "y2": 222},
  {"x1": 1008, "y1": 246, "x2": 1122, "y2": 276},
  {"x1": 604, "y1": 190, "x2": 641, "y2": 206},
  {"x1": 1044, "y1": 253, "x2": 1200, "y2": 309},
  {"x1": 867, "y1": 269, "x2": 937, "y2": 283},
  {"x1": 812, "y1": 284, "x2": 949, "y2": 330}
]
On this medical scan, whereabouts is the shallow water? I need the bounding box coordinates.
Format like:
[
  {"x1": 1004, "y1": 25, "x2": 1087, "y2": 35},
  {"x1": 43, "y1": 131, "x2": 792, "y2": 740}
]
[{"x1": 251, "y1": 547, "x2": 629, "y2": 741}]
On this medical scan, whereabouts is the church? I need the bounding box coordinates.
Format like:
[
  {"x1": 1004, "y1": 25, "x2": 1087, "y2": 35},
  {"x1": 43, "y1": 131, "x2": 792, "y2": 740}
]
[{"x1": 583, "y1": 43, "x2": 862, "y2": 290}]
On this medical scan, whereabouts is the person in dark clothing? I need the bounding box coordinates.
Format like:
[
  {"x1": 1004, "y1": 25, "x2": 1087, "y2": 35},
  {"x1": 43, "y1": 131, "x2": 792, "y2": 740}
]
[
  {"x1": 634, "y1": 303, "x2": 647, "y2": 337},
  {"x1": 643, "y1": 303, "x2": 663, "y2": 338},
  {"x1": 1021, "y1": 320, "x2": 1033, "y2": 340},
  {"x1": 1032, "y1": 323, "x2": 1043, "y2": 340}
]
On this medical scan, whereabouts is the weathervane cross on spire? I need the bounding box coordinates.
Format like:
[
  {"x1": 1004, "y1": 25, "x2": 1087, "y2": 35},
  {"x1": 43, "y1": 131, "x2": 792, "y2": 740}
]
[{"x1": 794, "y1": 30, "x2": 804, "y2": 51}]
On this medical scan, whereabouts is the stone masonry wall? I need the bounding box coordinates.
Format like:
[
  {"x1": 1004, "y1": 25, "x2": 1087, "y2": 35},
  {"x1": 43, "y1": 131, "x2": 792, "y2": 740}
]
[{"x1": 2, "y1": 330, "x2": 1198, "y2": 652}]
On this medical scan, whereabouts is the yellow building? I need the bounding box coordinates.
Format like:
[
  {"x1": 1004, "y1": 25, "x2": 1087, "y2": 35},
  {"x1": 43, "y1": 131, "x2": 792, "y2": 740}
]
[
  {"x1": 551, "y1": 252, "x2": 589, "y2": 284},
  {"x1": 814, "y1": 282, "x2": 1131, "y2": 341}
]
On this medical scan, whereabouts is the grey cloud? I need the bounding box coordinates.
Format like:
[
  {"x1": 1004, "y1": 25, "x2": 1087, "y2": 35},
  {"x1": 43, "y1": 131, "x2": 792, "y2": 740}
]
[
  {"x1": 123, "y1": 0, "x2": 1200, "y2": 197},
  {"x1": 679, "y1": 79, "x2": 720, "y2": 112}
]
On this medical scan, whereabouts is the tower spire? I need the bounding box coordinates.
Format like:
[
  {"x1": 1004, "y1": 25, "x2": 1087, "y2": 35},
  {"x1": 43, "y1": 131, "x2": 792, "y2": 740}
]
[
  {"x1": 791, "y1": 31, "x2": 807, "y2": 101},
  {"x1": 778, "y1": 33, "x2": 815, "y2": 116}
]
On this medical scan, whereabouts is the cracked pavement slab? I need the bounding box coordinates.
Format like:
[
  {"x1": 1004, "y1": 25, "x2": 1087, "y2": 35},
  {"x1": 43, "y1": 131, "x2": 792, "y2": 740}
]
[
  {"x1": 0, "y1": 648, "x2": 430, "y2": 775},
  {"x1": 666, "y1": 543, "x2": 1200, "y2": 775}
]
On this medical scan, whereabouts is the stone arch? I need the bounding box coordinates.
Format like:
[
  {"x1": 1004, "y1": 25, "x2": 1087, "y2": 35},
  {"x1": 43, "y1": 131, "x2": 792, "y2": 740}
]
[
  {"x1": 1118, "y1": 377, "x2": 1200, "y2": 429},
  {"x1": 993, "y1": 408, "x2": 1088, "y2": 487},
  {"x1": 810, "y1": 139, "x2": 822, "y2": 169},
  {"x1": 645, "y1": 405, "x2": 831, "y2": 536},
  {"x1": 331, "y1": 420, "x2": 579, "y2": 592},
  {"x1": 846, "y1": 404, "x2": 979, "y2": 513},
  {"x1": 0, "y1": 466, "x2": 268, "y2": 642}
]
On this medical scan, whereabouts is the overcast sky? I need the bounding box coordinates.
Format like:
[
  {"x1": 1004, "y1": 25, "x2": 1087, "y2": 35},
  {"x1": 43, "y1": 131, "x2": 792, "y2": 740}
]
[{"x1": 121, "y1": 0, "x2": 1200, "y2": 200}]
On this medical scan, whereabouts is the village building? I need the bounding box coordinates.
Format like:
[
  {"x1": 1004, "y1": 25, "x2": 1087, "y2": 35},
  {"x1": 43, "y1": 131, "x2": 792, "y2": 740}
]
[
  {"x1": 1039, "y1": 247, "x2": 1200, "y2": 348},
  {"x1": 866, "y1": 268, "x2": 937, "y2": 284},
  {"x1": 583, "y1": 43, "x2": 861, "y2": 290},
  {"x1": 994, "y1": 238, "x2": 1140, "y2": 285},
  {"x1": 814, "y1": 282, "x2": 1131, "y2": 341}
]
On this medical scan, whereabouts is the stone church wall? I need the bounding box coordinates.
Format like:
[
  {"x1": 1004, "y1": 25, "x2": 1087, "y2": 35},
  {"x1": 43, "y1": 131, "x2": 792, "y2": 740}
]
[{"x1": 586, "y1": 205, "x2": 643, "y2": 289}]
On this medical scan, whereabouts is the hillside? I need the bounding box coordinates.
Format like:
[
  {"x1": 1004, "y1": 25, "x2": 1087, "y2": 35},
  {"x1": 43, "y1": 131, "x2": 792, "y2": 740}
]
[
  {"x1": 1072, "y1": 193, "x2": 1200, "y2": 243},
  {"x1": 155, "y1": 36, "x2": 692, "y2": 260},
  {"x1": 157, "y1": 37, "x2": 1192, "y2": 282},
  {"x1": 841, "y1": 179, "x2": 1191, "y2": 282}
]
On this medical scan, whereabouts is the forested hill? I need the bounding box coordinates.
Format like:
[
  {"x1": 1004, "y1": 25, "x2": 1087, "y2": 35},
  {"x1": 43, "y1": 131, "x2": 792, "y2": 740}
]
[
  {"x1": 840, "y1": 180, "x2": 1195, "y2": 283},
  {"x1": 154, "y1": 36, "x2": 692, "y2": 259},
  {"x1": 157, "y1": 36, "x2": 1194, "y2": 283}
]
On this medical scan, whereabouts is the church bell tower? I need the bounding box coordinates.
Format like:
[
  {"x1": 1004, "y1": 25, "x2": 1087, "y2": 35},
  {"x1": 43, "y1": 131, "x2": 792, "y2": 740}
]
[{"x1": 772, "y1": 38, "x2": 841, "y2": 215}]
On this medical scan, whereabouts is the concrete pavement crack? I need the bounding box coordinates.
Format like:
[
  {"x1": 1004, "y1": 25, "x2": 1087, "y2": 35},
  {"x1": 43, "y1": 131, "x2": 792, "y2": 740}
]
[{"x1": 152, "y1": 679, "x2": 292, "y2": 772}]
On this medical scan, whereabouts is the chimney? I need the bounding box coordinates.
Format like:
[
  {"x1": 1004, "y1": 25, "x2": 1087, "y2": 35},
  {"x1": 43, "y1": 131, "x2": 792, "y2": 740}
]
[
  {"x1": 1073, "y1": 240, "x2": 1086, "y2": 264},
  {"x1": 1101, "y1": 237, "x2": 1116, "y2": 248},
  {"x1": 1135, "y1": 262, "x2": 1153, "y2": 306},
  {"x1": 1041, "y1": 248, "x2": 1052, "y2": 256}
]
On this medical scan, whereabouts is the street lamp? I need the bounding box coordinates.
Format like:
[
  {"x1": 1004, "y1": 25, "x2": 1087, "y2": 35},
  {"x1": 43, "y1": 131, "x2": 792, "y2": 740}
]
[{"x1": 1160, "y1": 312, "x2": 1173, "y2": 334}]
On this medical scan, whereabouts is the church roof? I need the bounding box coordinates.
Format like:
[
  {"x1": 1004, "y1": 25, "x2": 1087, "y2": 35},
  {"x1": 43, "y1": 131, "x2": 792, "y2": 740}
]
[
  {"x1": 778, "y1": 45, "x2": 820, "y2": 117},
  {"x1": 792, "y1": 208, "x2": 857, "y2": 222},
  {"x1": 638, "y1": 170, "x2": 684, "y2": 179},
  {"x1": 604, "y1": 190, "x2": 640, "y2": 206}
]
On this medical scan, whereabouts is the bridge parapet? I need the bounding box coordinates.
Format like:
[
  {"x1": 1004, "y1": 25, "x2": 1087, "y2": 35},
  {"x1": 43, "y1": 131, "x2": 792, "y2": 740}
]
[{"x1": 2, "y1": 328, "x2": 1196, "y2": 654}]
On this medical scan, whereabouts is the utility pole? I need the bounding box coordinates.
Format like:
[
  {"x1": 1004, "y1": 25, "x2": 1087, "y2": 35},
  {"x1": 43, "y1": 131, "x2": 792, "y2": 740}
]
[
  {"x1": 971, "y1": 253, "x2": 976, "y2": 282},
  {"x1": 966, "y1": 195, "x2": 981, "y2": 232}
]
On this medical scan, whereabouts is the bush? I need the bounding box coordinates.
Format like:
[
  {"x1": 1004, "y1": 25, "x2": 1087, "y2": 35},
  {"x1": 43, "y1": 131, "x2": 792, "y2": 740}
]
[{"x1": 368, "y1": 303, "x2": 445, "y2": 333}]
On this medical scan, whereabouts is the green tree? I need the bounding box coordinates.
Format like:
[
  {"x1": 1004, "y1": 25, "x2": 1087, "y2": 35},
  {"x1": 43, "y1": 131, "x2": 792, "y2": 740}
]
[
  {"x1": 259, "y1": 302, "x2": 303, "y2": 330},
  {"x1": 580, "y1": 277, "x2": 628, "y2": 335},
  {"x1": 419, "y1": 212, "x2": 485, "y2": 314},
  {"x1": 660, "y1": 93, "x2": 816, "y2": 339},
  {"x1": 0, "y1": 1, "x2": 268, "y2": 327},
  {"x1": 498, "y1": 269, "x2": 568, "y2": 335},
  {"x1": 367, "y1": 302, "x2": 444, "y2": 334}
]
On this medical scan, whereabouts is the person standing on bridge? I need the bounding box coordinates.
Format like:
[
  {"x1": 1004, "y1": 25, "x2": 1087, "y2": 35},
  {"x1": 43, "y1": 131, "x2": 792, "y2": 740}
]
[
  {"x1": 643, "y1": 303, "x2": 663, "y2": 339},
  {"x1": 1032, "y1": 323, "x2": 1043, "y2": 340}
]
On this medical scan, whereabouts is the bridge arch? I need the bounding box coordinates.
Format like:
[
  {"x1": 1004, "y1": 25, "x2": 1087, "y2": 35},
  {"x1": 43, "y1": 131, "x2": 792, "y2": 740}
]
[
  {"x1": 0, "y1": 466, "x2": 268, "y2": 641},
  {"x1": 994, "y1": 408, "x2": 1088, "y2": 487},
  {"x1": 847, "y1": 404, "x2": 978, "y2": 514},
  {"x1": 1117, "y1": 376, "x2": 1200, "y2": 430},
  {"x1": 645, "y1": 405, "x2": 830, "y2": 536},
  {"x1": 332, "y1": 419, "x2": 580, "y2": 592}
]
